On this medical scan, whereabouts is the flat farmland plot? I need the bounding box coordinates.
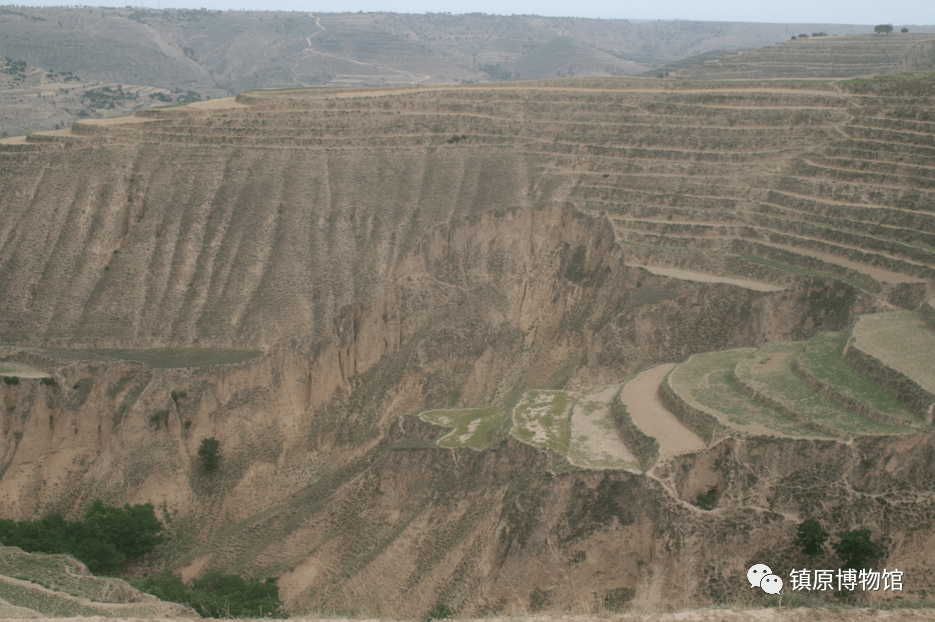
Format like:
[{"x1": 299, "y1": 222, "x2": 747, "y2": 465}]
[
  {"x1": 510, "y1": 390, "x2": 578, "y2": 453},
  {"x1": 0, "y1": 361, "x2": 49, "y2": 378},
  {"x1": 567, "y1": 384, "x2": 640, "y2": 471},
  {"x1": 38, "y1": 347, "x2": 262, "y2": 368}
]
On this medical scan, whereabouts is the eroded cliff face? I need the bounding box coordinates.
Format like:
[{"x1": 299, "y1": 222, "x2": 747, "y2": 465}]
[{"x1": 0, "y1": 202, "x2": 911, "y2": 613}]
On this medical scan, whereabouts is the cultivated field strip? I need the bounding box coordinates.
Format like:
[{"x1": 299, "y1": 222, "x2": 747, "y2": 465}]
[
  {"x1": 2, "y1": 76, "x2": 935, "y2": 343},
  {"x1": 791, "y1": 332, "x2": 922, "y2": 427},
  {"x1": 665, "y1": 348, "x2": 830, "y2": 439},
  {"x1": 618, "y1": 364, "x2": 705, "y2": 460},
  {"x1": 664, "y1": 34, "x2": 935, "y2": 80},
  {"x1": 846, "y1": 309, "x2": 935, "y2": 420},
  {"x1": 566, "y1": 384, "x2": 640, "y2": 471},
  {"x1": 733, "y1": 342, "x2": 911, "y2": 437}
]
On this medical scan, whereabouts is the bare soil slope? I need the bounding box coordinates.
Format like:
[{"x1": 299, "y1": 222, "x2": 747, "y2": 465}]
[{"x1": 0, "y1": 76, "x2": 933, "y2": 615}]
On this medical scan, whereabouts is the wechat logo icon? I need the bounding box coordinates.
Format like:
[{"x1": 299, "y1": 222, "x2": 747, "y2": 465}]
[{"x1": 747, "y1": 563, "x2": 783, "y2": 594}]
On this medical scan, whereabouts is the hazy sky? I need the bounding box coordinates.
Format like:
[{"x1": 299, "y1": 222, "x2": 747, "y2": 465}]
[{"x1": 12, "y1": 0, "x2": 933, "y2": 25}]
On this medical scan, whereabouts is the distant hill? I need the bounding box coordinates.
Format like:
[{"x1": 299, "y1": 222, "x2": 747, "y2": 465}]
[{"x1": 3, "y1": 7, "x2": 934, "y2": 134}]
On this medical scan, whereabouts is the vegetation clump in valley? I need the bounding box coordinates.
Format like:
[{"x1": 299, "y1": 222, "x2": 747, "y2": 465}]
[
  {"x1": 199, "y1": 437, "x2": 220, "y2": 471},
  {"x1": 133, "y1": 570, "x2": 285, "y2": 618},
  {"x1": 0, "y1": 499, "x2": 163, "y2": 575}
]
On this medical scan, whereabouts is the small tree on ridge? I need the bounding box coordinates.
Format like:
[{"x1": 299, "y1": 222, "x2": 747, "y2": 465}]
[
  {"x1": 833, "y1": 528, "x2": 880, "y2": 570},
  {"x1": 795, "y1": 519, "x2": 829, "y2": 557}
]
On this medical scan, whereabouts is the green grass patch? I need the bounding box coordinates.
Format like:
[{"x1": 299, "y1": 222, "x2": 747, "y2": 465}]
[
  {"x1": 510, "y1": 389, "x2": 577, "y2": 453},
  {"x1": 735, "y1": 342, "x2": 910, "y2": 436},
  {"x1": 795, "y1": 332, "x2": 918, "y2": 423},
  {"x1": 0, "y1": 547, "x2": 107, "y2": 601},
  {"x1": 669, "y1": 348, "x2": 829, "y2": 438},
  {"x1": 0, "y1": 362, "x2": 48, "y2": 377},
  {"x1": 419, "y1": 407, "x2": 506, "y2": 450},
  {"x1": 38, "y1": 347, "x2": 261, "y2": 368}
]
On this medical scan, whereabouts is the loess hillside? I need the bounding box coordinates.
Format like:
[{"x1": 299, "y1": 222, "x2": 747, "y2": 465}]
[
  {"x1": 2, "y1": 77, "x2": 934, "y2": 347},
  {"x1": 0, "y1": 74, "x2": 934, "y2": 616}
]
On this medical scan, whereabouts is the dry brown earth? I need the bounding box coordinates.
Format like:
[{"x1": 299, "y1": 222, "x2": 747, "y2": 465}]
[
  {"x1": 0, "y1": 74, "x2": 933, "y2": 616},
  {"x1": 619, "y1": 364, "x2": 705, "y2": 460}
]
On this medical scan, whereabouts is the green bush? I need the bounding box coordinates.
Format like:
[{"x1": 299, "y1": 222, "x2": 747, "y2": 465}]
[
  {"x1": 795, "y1": 519, "x2": 829, "y2": 557},
  {"x1": 198, "y1": 437, "x2": 220, "y2": 471},
  {"x1": 695, "y1": 493, "x2": 714, "y2": 510},
  {"x1": 0, "y1": 499, "x2": 164, "y2": 575},
  {"x1": 134, "y1": 570, "x2": 285, "y2": 618},
  {"x1": 426, "y1": 602, "x2": 452, "y2": 622},
  {"x1": 40, "y1": 377, "x2": 55, "y2": 386},
  {"x1": 2, "y1": 376, "x2": 19, "y2": 385},
  {"x1": 833, "y1": 528, "x2": 880, "y2": 570}
]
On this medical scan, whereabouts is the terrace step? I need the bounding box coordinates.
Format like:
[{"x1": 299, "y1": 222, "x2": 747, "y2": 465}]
[
  {"x1": 921, "y1": 299, "x2": 935, "y2": 330},
  {"x1": 845, "y1": 310, "x2": 935, "y2": 423},
  {"x1": 733, "y1": 342, "x2": 913, "y2": 438},
  {"x1": 567, "y1": 384, "x2": 640, "y2": 471},
  {"x1": 619, "y1": 364, "x2": 705, "y2": 461},
  {"x1": 791, "y1": 332, "x2": 923, "y2": 428},
  {"x1": 662, "y1": 348, "x2": 830, "y2": 440}
]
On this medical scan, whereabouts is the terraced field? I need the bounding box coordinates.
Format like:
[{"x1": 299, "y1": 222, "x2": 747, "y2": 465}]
[
  {"x1": 847, "y1": 309, "x2": 935, "y2": 421},
  {"x1": 619, "y1": 364, "x2": 705, "y2": 461},
  {"x1": 658, "y1": 34, "x2": 935, "y2": 80},
  {"x1": 0, "y1": 361, "x2": 49, "y2": 379},
  {"x1": 423, "y1": 302, "x2": 933, "y2": 472},
  {"x1": 34, "y1": 347, "x2": 262, "y2": 368},
  {"x1": 0, "y1": 547, "x2": 193, "y2": 618},
  {"x1": 664, "y1": 348, "x2": 830, "y2": 439},
  {"x1": 3, "y1": 60, "x2": 933, "y2": 469},
  {"x1": 734, "y1": 341, "x2": 911, "y2": 437},
  {"x1": 566, "y1": 384, "x2": 639, "y2": 470},
  {"x1": 792, "y1": 331, "x2": 921, "y2": 427},
  {"x1": 2, "y1": 69, "x2": 935, "y2": 341}
]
